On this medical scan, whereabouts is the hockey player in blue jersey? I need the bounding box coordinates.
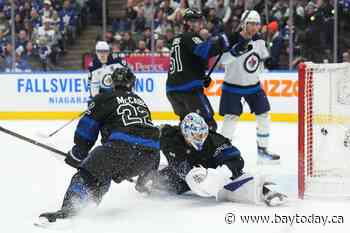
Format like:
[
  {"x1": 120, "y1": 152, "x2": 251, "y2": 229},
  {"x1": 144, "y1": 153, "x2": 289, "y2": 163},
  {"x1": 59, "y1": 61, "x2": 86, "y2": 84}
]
[
  {"x1": 37, "y1": 67, "x2": 160, "y2": 225},
  {"x1": 137, "y1": 113, "x2": 287, "y2": 206},
  {"x1": 166, "y1": 8, "x2": 231, "y2": 131}
]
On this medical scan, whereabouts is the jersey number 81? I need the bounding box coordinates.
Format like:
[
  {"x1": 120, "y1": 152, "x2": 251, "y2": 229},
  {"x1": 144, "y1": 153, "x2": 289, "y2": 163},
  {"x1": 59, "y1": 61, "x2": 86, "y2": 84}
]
[{"x1": 170, "y1": 45, "x2": 183, "y2": 74}]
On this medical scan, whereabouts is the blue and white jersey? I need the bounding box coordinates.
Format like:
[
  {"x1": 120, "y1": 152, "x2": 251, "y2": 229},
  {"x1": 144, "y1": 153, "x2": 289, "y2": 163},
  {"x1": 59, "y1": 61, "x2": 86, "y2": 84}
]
[
  {"x1": 88, "y1": 56, "x2": 126, "y2": 97},
  {"x1": 220, "y1": 34, "x2": 269, "y2": 86}
]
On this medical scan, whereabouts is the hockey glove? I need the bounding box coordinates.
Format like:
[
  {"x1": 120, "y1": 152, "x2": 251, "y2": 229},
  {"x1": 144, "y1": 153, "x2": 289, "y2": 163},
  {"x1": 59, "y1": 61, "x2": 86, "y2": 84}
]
[
  {"x1": 65, "y1": 145, "x2": 88, "y2": 168},
  {"x1": 203, "y1": 75, "x2": 212, "y2": 88},
  {"x1": 218, "y1": 33, "x2": 231, "y2": 52},
  {"x1": 185, "y1": 165, "x2": 232, "y2": 198}
]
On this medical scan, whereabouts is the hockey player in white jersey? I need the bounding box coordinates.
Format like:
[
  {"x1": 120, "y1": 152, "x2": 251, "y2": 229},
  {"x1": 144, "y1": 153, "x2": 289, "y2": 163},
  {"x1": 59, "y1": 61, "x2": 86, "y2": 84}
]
[
  {"x1": 219, "y1": 10, "x2": 280, "y2": 163},
  {"x1": 88, "y1": 41, "x2": 127, "y2": 98}
]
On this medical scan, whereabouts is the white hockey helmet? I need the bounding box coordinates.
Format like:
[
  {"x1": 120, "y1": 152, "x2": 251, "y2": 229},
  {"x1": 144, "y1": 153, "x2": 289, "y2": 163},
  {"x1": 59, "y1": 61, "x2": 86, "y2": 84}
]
[
  {"x1": 241, "y1": 10, "x2": 261, "y2": 25},
  {"x1": 96, "y1": 41, "x2": 109, "y2": 63},
  {"x1": 95, "y1": 41, "x2": 110, "y2": 52}
]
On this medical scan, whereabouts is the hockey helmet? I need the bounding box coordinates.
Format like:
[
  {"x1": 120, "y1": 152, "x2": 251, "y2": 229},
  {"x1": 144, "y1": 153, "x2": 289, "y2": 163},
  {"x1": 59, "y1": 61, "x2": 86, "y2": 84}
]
[
  {"x1": 95, "y1": 41, "x2": 110, "y2": 52},
  {"x1": 95, "y1": 41, "x2": 110, "y2": 64},
  {"x1": 241, "y1": 10, "x2": 261, "y2": 25},
  {"x1": 183, "y1": 8, "x2": 202, "y2": 21},
  {"x1": 111, "y1": 66, "x2": 136, "y2": 90},
  {"x1": 181, "y1": 113, "x2": 209, "y2": 151}
]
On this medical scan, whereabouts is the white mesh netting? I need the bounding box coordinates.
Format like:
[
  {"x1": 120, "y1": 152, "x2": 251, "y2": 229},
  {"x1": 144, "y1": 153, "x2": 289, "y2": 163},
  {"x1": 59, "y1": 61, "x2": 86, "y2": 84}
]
[{"x1": 302, "y1": 62, "x2": 350, "y2": 197}]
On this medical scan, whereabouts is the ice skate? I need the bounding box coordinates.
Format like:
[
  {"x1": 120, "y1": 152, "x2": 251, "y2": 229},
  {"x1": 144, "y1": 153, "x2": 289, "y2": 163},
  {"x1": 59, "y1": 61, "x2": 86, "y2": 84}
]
[{"x1": 257, "y1": 146, "x2": 280, "y2": 164}]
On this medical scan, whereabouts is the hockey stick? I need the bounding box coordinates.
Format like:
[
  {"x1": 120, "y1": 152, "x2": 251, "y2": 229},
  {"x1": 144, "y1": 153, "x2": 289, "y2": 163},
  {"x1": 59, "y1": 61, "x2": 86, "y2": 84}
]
[
  {"x1": 0, "y1": 125, "x2": 67, "y2": 157},
  {"x1": 39, "y1": 111, "x2": 86, "y2": 138}
]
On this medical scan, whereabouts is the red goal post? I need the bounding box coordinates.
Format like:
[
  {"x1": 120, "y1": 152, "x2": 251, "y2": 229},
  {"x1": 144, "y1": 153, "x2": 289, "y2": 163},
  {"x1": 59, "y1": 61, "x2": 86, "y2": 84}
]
[{"x1": 298, "y1": 62, "x2": 350, "y2": 199}]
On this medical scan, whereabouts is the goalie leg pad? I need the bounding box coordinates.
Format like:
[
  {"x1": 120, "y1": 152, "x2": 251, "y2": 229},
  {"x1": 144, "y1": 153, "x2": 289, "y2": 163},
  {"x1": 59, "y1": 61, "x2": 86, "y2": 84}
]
[{"x1": 217, "y1": 173, "x2": 267, "y2": 204}]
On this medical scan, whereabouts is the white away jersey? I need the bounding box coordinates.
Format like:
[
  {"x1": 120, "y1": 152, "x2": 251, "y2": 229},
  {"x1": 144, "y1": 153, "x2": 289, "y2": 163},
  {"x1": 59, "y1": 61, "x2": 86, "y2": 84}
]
[
  {"x1": 90, "y1": 63, "x2": 125, "y2": 97},
  {"x1": 220, "y1": 38, "x2": 269, "y2": 86}
]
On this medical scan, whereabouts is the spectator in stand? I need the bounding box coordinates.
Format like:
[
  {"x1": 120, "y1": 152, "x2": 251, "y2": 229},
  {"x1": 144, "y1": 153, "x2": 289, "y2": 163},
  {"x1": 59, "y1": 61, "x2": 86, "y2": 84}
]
[
  {"x1": 206, "y1": 7, "x2": 222, "y2": 34},
  {"x1": 167, "y1": 0, "x2": 189, "y2": 22},
  {"x1": 142, "y1": 27, "x2": 152, "y2": 50},
  {"x1": 32, "y1": 17, "x2": 59, "y2": 68},
  {"x1": 164, "y1": 28, "x2": 175, "y2": 49},
  {"x1": 42, "y1": 0, "x2": 57, "y2": 20},
  {"x1": 216, "y1": 0, "x2": 231, "y2": 25},
  {"x1": 111, "y1": 40, "x2": 127, "y2": 60},
  {"x1": 135, "y1": 39, "x2": 150, "y2": 54},
  {"x1": 160, "y1": 0, "x2": 175, "y2": 17},
  {"x1": 105, "y1": 31, "x2": 115, "y2": 46},
  {"x1": 154, "y1": 8, "x2": 172, "y2": 36},
  {"x1": 59, "y1": 0, "x2": 77, "y2": 45},
  {"x1": 134, "y1": 7, "x2": 146, "y2": 33},
  {"x1": 263, "y1": 21, "x2": 284, "y2": 70},
  {"x1": 30, "y1": 8, "x2": 42, "y2": 29},
  {"x1": 155, "y1": 38, "x2": 170, "y2": 54},
  {"x1": 188, "y1": 0, "x2": 202, "y2": 12},
  {"x1": 15, "y1": 14, "x2": 25, "y2": 33},
  {"x1": 141, "y1": 0, "x2": 154, "y2": 27},
  {"x1": 125, "y1": 0, "x2": 138, "y2": 31},
  {"x1": 342, "y1": 50, "x2": 350, "y2": 63},
  {"x1": 120, "y1": 31, "x2": 136, "y2": 53},
  {"x1": 0, "y1": 11, "x2": 10, "y2": 40},
  {"x1": 4, "y1": 46, "x2": 31, "y2": 72},
  {"x1": 16, "y1": 30, "x2": 29, "y2": 51}
]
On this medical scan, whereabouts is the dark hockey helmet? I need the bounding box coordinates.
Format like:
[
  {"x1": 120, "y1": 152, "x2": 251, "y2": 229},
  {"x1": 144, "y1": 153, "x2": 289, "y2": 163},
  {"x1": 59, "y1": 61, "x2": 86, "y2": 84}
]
[
  {"x1": 183, "y1": 8, "x2": 202, "y2": 21},
  {"x1": 111, "y1": 66, "x2": 136, "y2": 90}
]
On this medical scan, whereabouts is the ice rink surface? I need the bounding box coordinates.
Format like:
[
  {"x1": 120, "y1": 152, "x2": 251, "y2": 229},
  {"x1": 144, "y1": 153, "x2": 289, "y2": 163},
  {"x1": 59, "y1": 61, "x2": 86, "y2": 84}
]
[{"x1": 0, "y1": 120, "x2": 349, "y2": 233}]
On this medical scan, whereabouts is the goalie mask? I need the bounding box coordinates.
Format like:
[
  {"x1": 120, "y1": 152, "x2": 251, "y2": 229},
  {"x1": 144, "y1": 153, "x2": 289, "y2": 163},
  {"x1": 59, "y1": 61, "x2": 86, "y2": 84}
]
[
  {"x1": 181, "y1": 113, "x2": 209, "y2": 151},
  {"x1": 111, "y1": 67, "x2": 136, "y2": 91}
]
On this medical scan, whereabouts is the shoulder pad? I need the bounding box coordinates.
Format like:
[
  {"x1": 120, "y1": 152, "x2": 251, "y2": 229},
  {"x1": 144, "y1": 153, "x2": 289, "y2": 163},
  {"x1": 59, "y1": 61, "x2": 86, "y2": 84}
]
[
  {"x1": 252, "y1": 33, "x2": 263, "y2": 41},
  {"x1": 161, "y1": 125, "x2": 180, "y2": 138},
  {"x1": 209, "y1": 131, "x2": 231, "y2": 146}
]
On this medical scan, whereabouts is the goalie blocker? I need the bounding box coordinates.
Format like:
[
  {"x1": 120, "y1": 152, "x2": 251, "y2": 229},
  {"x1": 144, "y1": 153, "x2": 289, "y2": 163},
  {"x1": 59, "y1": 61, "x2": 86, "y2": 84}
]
[{"x1": 140, "y1": 113, "x2": 287, "y2": 206}]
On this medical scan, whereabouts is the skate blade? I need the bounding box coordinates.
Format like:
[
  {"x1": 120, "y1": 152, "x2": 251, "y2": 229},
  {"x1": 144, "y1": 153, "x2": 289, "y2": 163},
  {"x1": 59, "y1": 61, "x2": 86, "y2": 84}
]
[
  {"x1": 257, "y1": 158, "x2": 280, "y2": 165},
  {"x1": 34, "y1": 216, "x2": 72, "y2": 229},
  {"x1": 33, "y1": 217, "x2": 50, "y2": 228}
]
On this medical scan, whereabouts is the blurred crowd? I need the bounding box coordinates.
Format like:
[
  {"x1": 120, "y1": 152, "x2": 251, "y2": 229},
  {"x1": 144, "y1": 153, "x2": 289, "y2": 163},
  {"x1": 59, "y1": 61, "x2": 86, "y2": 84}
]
[
  {"x1": 0, "y1": 0, "x2": 90, "y2": 71},
  {"x1": 109, "y1": 0, "x2": 350, "y2": 69},
  {"x1": 1, "y1": 0, "x2": 350, "y2": 72}
]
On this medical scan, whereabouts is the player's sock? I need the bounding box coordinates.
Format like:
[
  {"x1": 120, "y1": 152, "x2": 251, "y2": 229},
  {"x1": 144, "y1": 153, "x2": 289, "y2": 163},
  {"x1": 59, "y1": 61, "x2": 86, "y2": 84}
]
[{"x1": 39, "y1": 169, "x2": 110, "y2": 222}]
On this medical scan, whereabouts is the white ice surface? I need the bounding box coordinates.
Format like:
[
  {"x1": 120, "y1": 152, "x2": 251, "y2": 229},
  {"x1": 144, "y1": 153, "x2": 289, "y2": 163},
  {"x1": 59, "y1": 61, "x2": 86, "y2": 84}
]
[{"x1": 0, "y1": 120, "x2": 349, "y2": 233}]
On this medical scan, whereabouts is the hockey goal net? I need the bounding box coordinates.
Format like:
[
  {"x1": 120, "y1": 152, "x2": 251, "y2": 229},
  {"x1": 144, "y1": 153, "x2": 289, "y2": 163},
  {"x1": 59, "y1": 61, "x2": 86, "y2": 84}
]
[{"x1": 298, "y1": 62, "x2": 350, "y2": 199}]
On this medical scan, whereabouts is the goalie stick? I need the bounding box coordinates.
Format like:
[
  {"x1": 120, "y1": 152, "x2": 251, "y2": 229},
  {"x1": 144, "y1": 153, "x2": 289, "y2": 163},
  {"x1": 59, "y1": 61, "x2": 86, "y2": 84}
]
[
  {"x1": 0, "y1": 125, "x2": 67, "y2": 157},
  {"x1": 0, "y1": 125, "x2": 136, "y2": 183}
]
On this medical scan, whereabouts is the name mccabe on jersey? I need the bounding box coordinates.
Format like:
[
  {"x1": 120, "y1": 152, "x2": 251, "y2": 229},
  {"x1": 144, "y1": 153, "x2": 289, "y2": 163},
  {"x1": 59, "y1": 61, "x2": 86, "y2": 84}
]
[{"x1": 116, "y1": 96, "x2": 147, "y2": 107}]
